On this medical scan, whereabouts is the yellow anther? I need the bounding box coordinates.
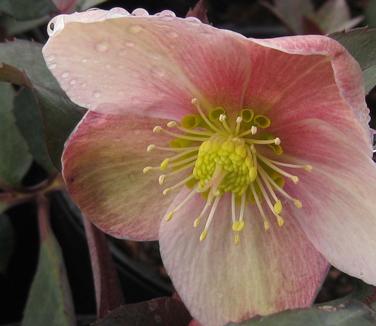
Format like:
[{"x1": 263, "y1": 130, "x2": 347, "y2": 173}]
[
  {"x1": 274, "y1": 138, "x2": 281, "y2": 145},
  {"x1": 165, "y1": 211, "x2": 174, "y2": 221},
  {"x1": 167, "y1": 121, "x2": 177, "y2": 128},
  {"x1": 251, "y1": 126, "x2": 257, "y2": 135},
  {"x1": 291, "y1": 176, "x2": 299, "y2": 184},
  {"x1": 294, "y1": 199, "x2": 302, "y2": 208},
  {"x1": 234, "y1": 233, "x2": 240, "y2": 245},
  {"x1": 153, "y1": 126, "x2": 162, "y2": 133},
  {"x1": 277, "y1": 216, "x2": 285, "y2": 227},
  {"x1": 143, "y1": 167, "x2": 153, "y2": 174},
  {"x1": 232, "y1": 220, "x2": 245, "y2": 232},
  {"x1": 199, "y1": 229, "x2": 208, "y2": 241},
  {"x1": 162, "y1": 188, "x2": 171, "y2": 195},
  {"x1": 160, "y1": 159, "x2": 169, "y2": 170},
  {"x1": 273, "y1": 200, "x2": 283, "y2": 215},
  {"x1": 249, "y1": 167, "x2": 257, "y2": 182},
  {"x1": 193, "y1": 217, "x2": 201, "y2": 227},
  {"x1": 264, "y1": 220, "x2": 271, "y2": 231},
  {"x1": 158, "y1": 175, "x2": 166, "y2": 185},
  {"x1": 147, "y1": 144, "x2": 155, "y2": 152},
  {"x1": 304, "y1": 165, "x2": 313, "y2": 172}
]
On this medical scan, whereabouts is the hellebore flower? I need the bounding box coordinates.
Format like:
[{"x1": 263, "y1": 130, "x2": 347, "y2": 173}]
[{"x1": 43, "y1": 8, "x2": 376, "y2": 326}]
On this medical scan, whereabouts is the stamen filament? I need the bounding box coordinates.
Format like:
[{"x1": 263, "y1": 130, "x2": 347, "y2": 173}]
[
  {"x1": 246, "y1": 138, "x2": 281, "y2": 145},
  {"x1": 251, "y1": 183, "x2": 271, "y2": 231},
  {"x1": 147, "y1": 144, "x2": 200, "y2": 152},
  {"x1": 159, "y1": 161, "x2": 195, "y2": 183},
  {"x1": 264, "y1": 158, "x2": 312, "y2": 171},
  {"x1": 258, "y1": 168, "x2": 280, "y2": 203},
  {"x1": 260, "y1": 167, "x2": 302, "y2": 208},
  {"x1": 231, "y1": 192, "x2": 236, "y2": 223},
  {"x1": 235, "y1": 116, "x2": 242, "y2": 135},
  {"x1": 191, "y1": 98, "x2": 223, "y2": 134},
  {"x1": 167, "y1": 155, "x2": 198, "y2": 169},
  {"x1": 165, "y1": 187, "x2": 198, "y2": 221},
  {"x1": 163, "y1": 175, "x2": 195, "y2": 195},
  {"x1": 153, "y1": 126, "x2": 208, "y2": 142},
  {"x1": 161, "y1": 149, "x2": 198, "y2": 167},
  {"x1": 167, "y1": 121, "x2": 214, "y2": 137},
  {"x1": 219, "y1": 114, "x2": 232, "y2": 134},
  {"x1": 257, "y1": 154, "x2": 299, "y2": 184},
  {"x1": 194, "y1": 199, "x2": 213, "y2": 227},
  {"x1": 200, "y1": 196, "x2": 221, "y2": 241}
]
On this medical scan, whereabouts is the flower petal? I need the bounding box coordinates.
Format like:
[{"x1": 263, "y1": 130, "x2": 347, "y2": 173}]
[
  {"x1": 43, "y1": 10, "x2": 251, "y2": 119},
  {"x1": 62, "y1": 111, "x2": 178, "y2": 240},
  {"x1": 244, "y1": 35, "x2": 370, "y2": 139},
  {"x1": 276, "y1": 119, "x2": 376, "y2": 285},
  {"x1": 159, "y1": 190, "x2": 328, "y2": 326}
]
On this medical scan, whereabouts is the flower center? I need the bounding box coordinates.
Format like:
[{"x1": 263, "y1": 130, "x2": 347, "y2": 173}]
[{"x1": 144, "y1": 98, "x2": 312, "y2": 244}]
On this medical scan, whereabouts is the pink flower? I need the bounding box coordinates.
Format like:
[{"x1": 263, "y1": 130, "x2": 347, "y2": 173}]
[{"x1": 43, "y1": 8, "x2": 376, "y2": 326}]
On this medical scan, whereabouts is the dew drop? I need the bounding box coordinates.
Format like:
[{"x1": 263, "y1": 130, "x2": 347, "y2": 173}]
[
  {"x1": 186, "y1": 17, "x2": 201, "y2": 24},
  {"x1": 93, "y1": 91, "x2": 101, "y2": 98},
  {"x1": 48, "y1": 63, "x2": 57, "y2": 70},
  {"x1": 96, "y1": 42, "x2": 109, "y2": 52},
  {"x1": 70, "y1": 79, "x2": 77, "y2": 85},
  {"x1": 156, "y1": 10, "x2": 176, "y2": 17},
  {"x1": 161, "y1": 16, "x2": 174, "y2": 22},
  {"x1": 132, "y1": 8, "x2": 149, "y2": 16},
  {"x1": 62, "y1": 72, "x2": 69, "y2": 78},
  {"x1": 129, "y1": 25, "x2": 143, "y2": 34},
  {"x1": 81, "y1": 58, "x2": 88, "y2": 63},
  {"x1": 46, "y1": 55, "x2": 55, "y2": 62}
]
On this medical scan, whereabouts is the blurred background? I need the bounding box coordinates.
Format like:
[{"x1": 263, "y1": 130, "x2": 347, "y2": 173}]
[{"x1": 0, "y1": 0, "x2": 376, "y2": 325}]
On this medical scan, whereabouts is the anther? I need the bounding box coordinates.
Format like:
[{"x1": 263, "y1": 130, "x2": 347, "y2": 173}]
[
  {"x1": 234, "y1": 233, "x2": 240, "y2": 245},
  {"x1": 153, "y1": 126, "x2": 162, "y2": 133},
  {"x1": 235, "y1": 116, "x2": 243, "y2": 135},
  {"x1": 219, "y1": 114, "x2": 226, "y2": 122},
  {"x1": 304, "y1": 165, "x2": 313, "y2": 171},
  {"x1": 274, "y1": 138, "x2": 281, "y2": 145},
  {"x1": 147, "y1": 144, "x2": 155, "y2": 152},
  {"x1": 294, "y1": 199, "x2": 302, "y2": 208},
  {"x1": 167, "y1": 121, "x2": 178, "y2": 128},
  {"x1": 232, "y1": 220, "x2": 245, "y2": 232},
  {"x1": 273, "y1": 200, "x2": 283, "y2": 214},
  {"x1": 160, "y1": 159, "x2": 169, "y2": 170},
  {"x1": 291, "y1": 176, "x2": 299, "y2": 184},
  {"x1": 193, "y1": 217, "x2": 201, "y2": 227},
  {"x1": 276, "y1": 216, "x2": 285, "y2": 227},
  {"x1": 251, "y1": 126, "x2": 257, "y2": 135},
  {"x1": 143, "y1": 167, "x2": 153, "y2": 174},
  {"x1": 158, "y1": 175, "x2": 166, "y2": 185},
  {"x1": 199, "y1": 229, "x2": 208, "y2": 241},
  {"x1": 165, "y1": 211, "x2": 174, "y2": 221}
]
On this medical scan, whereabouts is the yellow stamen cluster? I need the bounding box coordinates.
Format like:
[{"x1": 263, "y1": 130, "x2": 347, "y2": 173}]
[{"x1": 144, "y1": 98, "x2": 312, "y2": 244}]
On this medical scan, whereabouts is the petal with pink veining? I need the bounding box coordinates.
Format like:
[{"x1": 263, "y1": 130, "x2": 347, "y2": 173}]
[
  {"x1": 43, "y1": 10, "x2": 251, "y2": 119},
  {"x1": 274, "y1": 118, "x2": 376, "y2": 285},
  {"x1": 62, "y1": 111, "x2": 178, "y2": 240},
  {"x1": 159, "y1": 190, "x2": 328, "y2": 326},
  {"x1": 244, "y1": 35, "x2": 370, "y2": 140}
]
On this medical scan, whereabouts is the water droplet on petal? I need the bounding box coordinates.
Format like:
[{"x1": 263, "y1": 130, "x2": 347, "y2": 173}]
[
  {"x1": 46, "y1": 55, "x2": 55, "y2": 62},
  {"x1": 161, "y1": 16, "x2": 174, "y2": 22},
  {"x1": 129, "y1": 24, "x2": 143, "y2": 33},
  {"x1": 70, "y1": 79, "x2": 76, "y2": 85},
  {"x1": 62, "y1": 72, "x2": 69, "y2": 78},
  {"x1": 48, "y1": 63, "x2": 57, "y2": 70},
  {"x1": 132, "y1": 8, "x2": 149, "y2": 16},
  {"x1": 81, "y1": 58, "x2": 88, "y2": 63},
  {"x1": 156, "y1": 10, "x2": 176, "y2": 17},
  {"x1": 93, "y1": 91, "x2": 101, "y2": 98},
  {"x1": 96, "y1": 42, "x2": 108, "y2": 52},
  {"x1": 109, "y1": 7, "x2": 130, "y2": 16},
  {"x1": 186, "y1": 17, "x2": 201, "y2": 24}
]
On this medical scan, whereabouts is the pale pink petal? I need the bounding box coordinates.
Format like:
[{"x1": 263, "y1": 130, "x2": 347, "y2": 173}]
[
  {"x1": 43, "y1": 10, "x2": 251, "y2": 119},
  {"x1": 159, "y1": 190, "x2": 328, "y2": 326},
  {"x1": 62, "y1": 111, "x2": 178, "y2": 240},
  {"x1": 244, "y1": 35, "x2": 370, "y2": 140},
  {"x1": 276, "y1": 119, "x2": 376, "y2": 285}
]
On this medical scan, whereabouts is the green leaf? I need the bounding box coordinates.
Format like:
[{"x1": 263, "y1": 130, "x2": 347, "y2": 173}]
[
  {"x1": 22, "y1": 211, "x2": 75, "y2": 326},
  {"x1": 14, "y1": 88, "x2": 56, "y2": 174},
  {"x1": 227, "y1": 300, "x2": 376, "y2": 326},
  {"x1": 365, "y1": 0, "x2": 376, "y2": 28},
  {"x1": 0, "y1": 0, "x2": 57, "y2": 21},
  {"x1": 330, "y1": 28, "x2": 376, "y2": 93},
  {"x1": 0, "y1": 214, "x2": 15, "y2": 274},
  {"x1": 93, "y1": 297, "x2": 192, "y2": 326},
  {"x1": 0, "y1": 40, "x2": 84, "y2": 169},
  {"x1": 0, "y1": 82, "x2": 32, "y2": 186},
  {"x1": 0, "y1": 15, "x2": 50, "y2": 36}
]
